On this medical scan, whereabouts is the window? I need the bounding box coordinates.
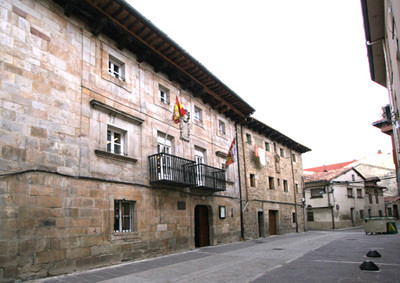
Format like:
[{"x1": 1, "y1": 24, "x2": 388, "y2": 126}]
[
  {"x1": 268, "y1": 177, "x2": 274, "y2": 190},
  {"x1": 265, "y1": 142, "x2": 270, "y2": 152},
  {"x1": 273, "y1": 143, "x2": 277, "y2": 153},
  {"x1": 283, "y1": 180, "x2": 288, "y2": 192},
  {"x1": 351, "y1": 174, "x2": 355, "y2": 182},
  {"x1": 292, "y1": 153, "x2": 296, "y2": 162},
  {"x1": 375, "y1": 194, "x2": 379, "y2": 204},
  {"x1": 159, "y1": 85, "x2": 170, "y2": 104},
  {"x1": 157, "y1": 132, "x2": 172, "y2": 154},
  {"x1": 292, "y1": 212, "x2": 296, "y2": 223},
  {"x1": 218, "y1": 120, "x2": 226, "y2": 135},
  {"x1": 177, "y1": 201, "x2": 186, "y2": 210},
  {"x1": 388, "y1": 207, "x2": 393, "y2": 217},
  {"x1": 347, "y1": 188, "x2": 353, "y2": 198},
  {"x1": 250, "y1": 174, "x2": 256, "y2": 187},
  {"x1": 195, "y1": 146, "x2": 206, "y2": 186},
  {"x1": 311, "y1": 188, "x2": 324, "y2": 198},
  {"x1": 194, "y1": 106, "x2": 203, "y2": 122},
  {"x1": 360, "y1": 210, "x2": 364, "y2": 220},
  {"x1": 107, "y1": 127, "x2": 125, "y2": 155},
  {"x1": 280, "y1": 148, "x2": 285, "y2": 157},
  {"x1": 108, "y1": 55, "x2": 125, "y2": 81},
  {"x1": 307, "y1": 211, "x2": 314, "y2": 222},
  {"x1": 295, "y1": 183, "x2": 299, "y2": 194},
  {"x1": 378, "y1": 210, "x2": 383, "y2": 217},
  {"x1": 114, "y1": 200, "x2": 134, "y2": 233},
  {"x1": 369, "y1": 194, "x2": 373, "y2": 204},
  {"x1": 357, "y1": 189, "x2": 362, "y2": 198},
  {"x1": 277, "y1": 178, "x2": 281, "y2": 187},
  {"x1": 246, "y1": 133, "x2": 252, "y2": 144}
]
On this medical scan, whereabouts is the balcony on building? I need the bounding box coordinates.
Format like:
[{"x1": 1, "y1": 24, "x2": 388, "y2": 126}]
[{"x1": 148, "y1": 153, "x2": 226, "y2": 191}]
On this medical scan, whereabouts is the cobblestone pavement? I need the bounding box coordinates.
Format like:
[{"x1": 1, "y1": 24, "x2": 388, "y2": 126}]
[{"x1": 31, "y1": 224, "x2": 400, "y2": 283}]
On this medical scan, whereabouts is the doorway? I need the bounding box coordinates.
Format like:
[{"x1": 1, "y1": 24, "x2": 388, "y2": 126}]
[
  {"x1": 394, "y1": 205, "x2": 399, "y2": 219},
  {"x1": 258, "y1": 211, "x2": 265, "y2": 237},
  {"x1": 195, "y1": 205, "x2": 210, "y2": 247},
  {"x1": 269, "y1": 210, "x2": 278, "y2": 235}
]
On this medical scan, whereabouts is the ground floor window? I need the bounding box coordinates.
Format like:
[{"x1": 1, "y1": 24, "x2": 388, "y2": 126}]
[
  {"x1": 114, "y1": 200, "x2": 134, "y2": 233},
  {"x1": 307, "y1": 211, "x2": 314, "y2": 222}
]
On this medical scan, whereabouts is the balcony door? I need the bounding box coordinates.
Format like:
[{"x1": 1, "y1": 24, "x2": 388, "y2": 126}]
[
  {"x1": 195, "y1": 147, "x2": 206, "y2": 186},
  {"x1": 157, "y1": 134, "x2": 172, "y2": 180}
]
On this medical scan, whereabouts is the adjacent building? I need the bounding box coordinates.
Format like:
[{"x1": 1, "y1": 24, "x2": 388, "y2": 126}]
[{"x1": 0, "y1": 0, "x2": 310, "y2": 280}]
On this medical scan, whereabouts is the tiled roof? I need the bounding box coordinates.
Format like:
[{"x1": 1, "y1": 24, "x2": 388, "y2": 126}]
[
  {"x1": 384, "y1": 196, "x2": 400, "y2": 204},
  {"x1": 304, "y1": 161, "x2": 356, "y2": 172},
  {"x1": 304, "y1": 167, "x2": 352, "y2": 183}
]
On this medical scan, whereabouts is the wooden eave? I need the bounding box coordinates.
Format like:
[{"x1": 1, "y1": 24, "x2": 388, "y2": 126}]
[
  {"x1": 53, "y1": 0, "x2": 255, "y2": 122},
  {"x1": 244, "y1": 118, "x2": 311, "y2": 154}
]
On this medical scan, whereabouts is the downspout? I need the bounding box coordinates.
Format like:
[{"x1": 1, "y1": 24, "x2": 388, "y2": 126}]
[
  {"x1": 302, "y1": 176, "x2": 307, "y2": 232},
  {"x1": 289, "y1": 149, "x2": 298, "y2": 232},
  {"x1": 328, "y1": 183, "x2": 335, "y2": 229},
  {"x1": 235, "y1": 122, "x2": 244, "y2": 240}
]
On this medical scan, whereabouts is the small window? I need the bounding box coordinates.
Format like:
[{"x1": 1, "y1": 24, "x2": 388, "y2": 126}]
[
  {"x1": 159, "y1": 85, "x2": 170, "y2": 104},
  {"x1": 107, "y1": 127, "x2": 125, "y2": 155},
  {"x1": 108, "y1": 55, "x2": 125, "y2": 81},
  {"x1": 369, "y1": 194, "x2": 373, "y2": 204},
  {"x1": 194, "y1": 106, "x2": 203, "y2": 122},
  {"x1": 280, "y1": 148, "x2": 285, "y2": 157},
  {"x1": 250, "y1": 174, "x2": 256, "y2": 187},
  {"x1": 311, "y1": 188, "x2": 324, "y2": 198},
  {"x1": 246, "y1": 133, "x2": 252, "y2": 144},
  {"x1": 265, "y1": 142, "x2": 270, "y2": 152},
  {"x1": 347, "y1": 188, "x2": 353, "y2": 198},
  {"x1": 273, "y1": 143, "x2": 277, "y2": 153},
  {"x1": 283, "y1": 180, "x2": 288, "y2": 192},
  {"x1": 307, "y1": 211, "x2": 314, "y2": 222},
  {"x1": 277, "y1": 178, "x2": 281, "y2": 187},
  {"x1": 114, "y1": 200, "x2": 134, "y2": 233},
  {"x1": 375, "y1": 194, "x2": 379, "y2": 204},
  {"x1": 378, "y1": 210, "x2": 383, "y2": 217},
  {"x1": 292, "y1": 212, "x2": 296, "y2": 223},
  {"x1": 292, "y1": 153, "x2": 296, "y2": 162},
  {"x1": 218, "y1": 120, "x2": 226, "y2": 135},
  {"x1": 357, "y1": 189, "x2": 362, "y2": 198},
  {"x1": 388, "y1": 207, "x2": 393, "y2": 217},
  {"x1": 268, "y1": 177, "x2": 274, "y2": 190},
  {"x1": 351, "y1": 174, "x2": 355, "y2": 182},
  {"x1": 295, "y1": 183, "x2": 299, "y2": 194}
]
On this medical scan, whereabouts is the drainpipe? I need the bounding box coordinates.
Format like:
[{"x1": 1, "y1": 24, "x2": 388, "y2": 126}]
[
  {"x1": 289, "y1": 149, "x2": 298, "y2": 232},
  {"x1": 328, "y1": 183, "x2": 335, "y2": 229},
  {"x1": 235, "y1": 122, "x2": 244, "y2": 240}
]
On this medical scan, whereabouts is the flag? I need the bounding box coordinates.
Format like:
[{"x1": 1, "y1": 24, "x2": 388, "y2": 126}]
[
  {"x1": 172, "y1": 96, "x2": 186, "y2": 123},
  {"x1": 225, "y1": 138, "x2": 236, "y2": 167},
  {"x1": 255, "y1": 145, "x2": 266, "y2": 166}
]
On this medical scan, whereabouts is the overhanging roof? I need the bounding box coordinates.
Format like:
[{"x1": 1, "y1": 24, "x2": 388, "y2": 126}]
[
  {"x1": 53, "y1": 0, "x2": 255, "y2": 121},
  {"x1": 360, "y1": 0, "x2": 386, "y2": 87}
]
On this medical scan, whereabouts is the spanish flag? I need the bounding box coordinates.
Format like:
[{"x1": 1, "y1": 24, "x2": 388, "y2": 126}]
[
  {"x1": 172, "y1": 96, "x2": 186, "y2": 123},
  {"x1": 225, "y1": 138, "x2": 236, "y2": 167}
]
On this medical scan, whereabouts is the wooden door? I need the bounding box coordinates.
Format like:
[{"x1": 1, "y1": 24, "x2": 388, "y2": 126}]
[
  {"x1": 269, "y1": 210, "x2": 277, "y2": 235},
  {"x1": 195, "y1": 205, "x2": 210, "y2": 247}
]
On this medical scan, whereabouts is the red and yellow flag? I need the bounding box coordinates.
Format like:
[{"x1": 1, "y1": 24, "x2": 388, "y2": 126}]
[
  {"x1": 225, "y1": 138, "x2": 236, "y2": 167},
  {"x1": 172, "y1": 96, "x2": 186, "y2": 123}
]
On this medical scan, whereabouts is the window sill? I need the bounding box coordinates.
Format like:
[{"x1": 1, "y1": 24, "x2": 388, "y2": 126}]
[{"x1": 95, "y1": 149, "x2": 138, "y2": 163}]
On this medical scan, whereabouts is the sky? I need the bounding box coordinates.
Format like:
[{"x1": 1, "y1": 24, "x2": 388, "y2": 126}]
[{"x1": 128, "y1": 0, "x2": 393, "y2": 169}]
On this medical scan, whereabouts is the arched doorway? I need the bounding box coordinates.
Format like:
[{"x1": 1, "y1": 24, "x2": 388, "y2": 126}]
[{"x1": 195, "y1": 205, "x2": 210, "y2": 247}]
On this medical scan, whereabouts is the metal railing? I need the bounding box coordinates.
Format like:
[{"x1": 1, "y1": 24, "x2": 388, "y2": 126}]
[{"x1": 189, "y1": 163, "x2": 226, "y2": 191}]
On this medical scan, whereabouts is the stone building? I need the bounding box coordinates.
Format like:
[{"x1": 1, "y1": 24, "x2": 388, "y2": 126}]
[
  {"x1": 239, "y1": 118, "x2": 310, "y2": 239},
  {"x1": 0, "y1": 0, "x2": 259, "y2": 280},
  {"x1": 304, "y1": 167, "x2": 385, "y2": 230}
]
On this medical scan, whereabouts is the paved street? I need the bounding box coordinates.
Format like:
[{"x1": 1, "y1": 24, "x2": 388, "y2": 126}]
[{"x1": 32, "y1": 225, "x2": 400, "y2": 283}]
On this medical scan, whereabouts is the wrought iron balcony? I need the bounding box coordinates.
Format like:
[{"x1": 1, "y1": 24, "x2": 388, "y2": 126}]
[
  {"x1": 148, "y1": 153, "x2": 226, "y2": 191},
  {"x1": 189, "y1": 163, "x2": 226, "y2": 192},
  {"x1": 148, "y1": 153, "x2": 196, "y2": 187}
]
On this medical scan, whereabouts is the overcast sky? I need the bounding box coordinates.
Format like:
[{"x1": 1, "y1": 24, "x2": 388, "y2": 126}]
[{"x1": 128, "y1": 0, "x2": 393, "y2": 169}]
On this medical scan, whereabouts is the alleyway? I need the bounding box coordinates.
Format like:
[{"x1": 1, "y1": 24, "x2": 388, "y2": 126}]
[{"x1": 32, "y1": 225, "x2": 400, "y2": 283}]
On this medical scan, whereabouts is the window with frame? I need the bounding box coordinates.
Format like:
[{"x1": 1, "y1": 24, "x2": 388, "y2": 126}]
[
  {"x1": 375, "y1": 194, "x2": 379, "y2": 204},
  {"x1": 277, "y1": 178, "x2": 281, "y2": 187},
  {"x1": 388, "y1": 207, "x2": 392, "y2": 217},
  {"x1": 283, "y1": 180, "x2": 288, "y2": 192},
  {"x1": 311, "y1": 188, "x2": 324, "y2": 198},
  {"x1": 194, "y1": 106, "x2": 203, "y2": 122},
  {"x1": 250, "y1": 174, "x2": 256, "y2": 187},
  {"x1": 347, "y1": 188, "x2": 353, "y2": 198},
  {"x1": 360, "y1": 210, "x2": 364, "y2": 219},
  {"x1": 108, "y1": 55, "x2": 125, "y2": 81},
  {"x1": 368, "y1": 194, "x2": 373, "y2": 204},
  {"x1": 218, "y1": 120, "x2": 226, "y2": 135},
  {"x1": 246, "y1": 133, "x2": 252, "y2": 144},
  {"x1": 357, "y1": 189, "x2": 362, "y2": 198},
  {"x1": 351, "y1": 174, "x2": 355, "y2": 182},
  {"x1": 268, "y1": 177, "x2": 275, "y2": 190},
  {"x1": 307, "y1": 211, "x2": 314, "y2": 222},
  {"x1": 280, "y1": 148, "x2": 285, "y2": 157},
  {"x1": 292, "y1": 212, "x2": 296, "y2": 223},
  {"x1": 265, "y1": 142, "x2": 270, "y2": 152},
  {"x1": 114, "y1": 200, "x2": 134, "y2": 233},
  {"x1": 159, "y1": 85, "x2": 170, "y2": 105},
  {"x1": 295, "y1": 183, "x2": 299, "y2": 194},
  {"x1": 273, "y1": 142, "x2": 277, "y2": 153},
  {"x1": 107, "y1": 127, "x2": 125, "y2": 155},
  {"x1": 292, "y1": 153, "x2": 296, "y2": 162}
]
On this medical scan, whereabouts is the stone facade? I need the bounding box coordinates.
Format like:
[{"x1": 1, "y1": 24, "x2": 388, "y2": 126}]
[
  {"x1": 0, "y1": 0, "x2": 243, "y2": 280},
  {"x1": 239, "y1": 121, "x2": 309, "y2": 239}
]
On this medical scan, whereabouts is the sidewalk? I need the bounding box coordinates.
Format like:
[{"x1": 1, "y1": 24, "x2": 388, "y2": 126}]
[{"x1": 31, "y1": 226, "x2": 400, "y2": 283}]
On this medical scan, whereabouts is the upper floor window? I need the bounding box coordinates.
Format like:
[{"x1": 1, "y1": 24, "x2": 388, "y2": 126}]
[
  {"x1": 347, "y1": 188, "x2": 353, "y2": 198},
  {"x1": 194, "y1": 106, "x2": 203, "y2": 122},
  {"x1": 265, "y1": 142, "x2": 270, "y2": 152},
  {"x1": 157, "y1": 132, "x2": 172, "y2": 154},
  {"x1": 219, "y1": 120, "x2": 226, "y2": 135},
  {"x1": 114, "y1": 200, "x2": 134, "y2": 233},
  {"x1": 295, "y1": 183, "x2": 299, "y2": 194},
  {"x1": 108, "y1": 55, "x2": 125, "y2": 81},
  {"x1": 268, "y1": 177, "x2": 275, "y2": 190},
  {"x1": 292, "y1": 153, "x2": 296, "y2": 162},
  {"x1": 280, "y1": 148, "x2": 285, "y2": 157},
  {"x1": 273, "y1": 142, "x2": 277, "y2": 153},
  {"x1": 250, "y1": 174, "x2": 256, "y2": 187},
  {"x1": 357, "y1": 189, "x2": 362, "y2": 198},
  {"x1": 159, "y1": 85, "x2": 170, "y2": 105},
  {"x1": 283, "y1": 180, "x2": 288, "y2": 192},
  {"x1": 311, "y1": 188, "x2": 324, "y2": 198},
  {"x1": 107, "y1": 127, "x2": 125, "y2": 155},
  {"x1": 351, "y1": 174, "x2": 355, "y2": 182},
  {"x1": 246, "y1": 133, "x2": 252, "y2": 144}
]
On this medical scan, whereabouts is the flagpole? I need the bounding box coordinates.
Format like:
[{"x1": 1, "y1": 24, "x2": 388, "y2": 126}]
[
  {"x1": 163, "y1": 118, "x2": 174, "y2": 151},
  {"x1": 235, "y1": 121, "x2": 245, "y2": 241}
]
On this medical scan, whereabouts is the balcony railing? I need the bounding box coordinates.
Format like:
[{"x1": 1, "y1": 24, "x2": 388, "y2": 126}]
[
  {"x1": 148, "y1": 153, "x2": 226, "y2": 191},
  {"x1": 189, "y1": 163, "x2": 226, "y2": 192},
  {"x1": 148, "y1": 153, "x2": 196, "y2": 187}
]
